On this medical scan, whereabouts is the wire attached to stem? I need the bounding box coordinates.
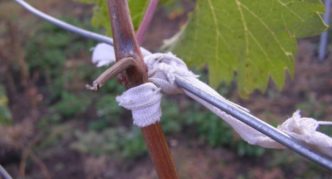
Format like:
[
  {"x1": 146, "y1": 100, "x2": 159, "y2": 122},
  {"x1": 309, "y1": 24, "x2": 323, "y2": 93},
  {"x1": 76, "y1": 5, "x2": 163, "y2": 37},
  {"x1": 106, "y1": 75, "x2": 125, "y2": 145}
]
[
  {"x1": 15, "y1": 0, "x2": 114, "y2": 45},
  {"x1": 14, "y1": 0, "x2": 332, "y2": 171},
  {"x1": 14, "y1": 0, "x2": 152, "y2": 56}
]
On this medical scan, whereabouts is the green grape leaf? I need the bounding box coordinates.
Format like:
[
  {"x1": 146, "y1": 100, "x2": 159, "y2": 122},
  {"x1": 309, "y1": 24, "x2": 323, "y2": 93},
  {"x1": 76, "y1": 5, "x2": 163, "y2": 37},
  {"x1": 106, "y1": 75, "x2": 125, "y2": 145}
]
[
  {"x1": 173, "y1": 0, "x2": 326, "y2": 95},
  {"x1": 80, "y1": 0, "x2": 149, "y2": 35}
]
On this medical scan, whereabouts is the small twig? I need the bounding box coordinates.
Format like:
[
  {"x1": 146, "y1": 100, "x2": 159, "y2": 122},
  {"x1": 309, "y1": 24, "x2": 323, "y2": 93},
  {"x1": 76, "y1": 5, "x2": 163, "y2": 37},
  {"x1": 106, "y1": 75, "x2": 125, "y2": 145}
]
[
  {"x1": 30, "y1": 152, "x2": 52, "y2": 179},
  {"x1": 86, "y1": 57, "x2": 135, "y2": 91},
  {"x1": 19, "y1": 134, "x2": 41, "y2": 178},
  {"x1": 18, "y1": 134, "x2": 51, "y2": 179},
  {"x1": 19, "y1": 148, "x2": 51, "y2": 179},
  {"x1": 136, "y1": 0, "x2": 159, "y2": 45},
  {"x1": 19, "y1": 148, "x2": 29, "y2": 178}
]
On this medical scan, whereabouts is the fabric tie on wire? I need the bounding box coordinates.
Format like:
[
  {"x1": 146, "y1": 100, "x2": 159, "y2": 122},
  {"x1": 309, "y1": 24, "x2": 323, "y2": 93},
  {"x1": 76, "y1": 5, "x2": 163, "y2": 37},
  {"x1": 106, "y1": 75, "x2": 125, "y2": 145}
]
[
  {"x1": 144, "y1": 52, "x2": 198, "y2": 94},
  {"x1": 92, "y1": 43, "x2": 332, "y2": 158},
  {"x1": 278, "y1": 111, "x2": 332, "y2": 156}
]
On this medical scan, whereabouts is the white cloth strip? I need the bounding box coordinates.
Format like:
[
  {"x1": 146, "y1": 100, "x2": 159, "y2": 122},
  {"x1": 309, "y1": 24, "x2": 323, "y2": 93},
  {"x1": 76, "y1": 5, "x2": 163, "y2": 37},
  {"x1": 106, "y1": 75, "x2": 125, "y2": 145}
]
[
  {"x1": 116, "y1": 82, "x2": 162, "y2": 127},
  {"x1": 92, "y1": 43, "x2": 332, "y2": 158}
]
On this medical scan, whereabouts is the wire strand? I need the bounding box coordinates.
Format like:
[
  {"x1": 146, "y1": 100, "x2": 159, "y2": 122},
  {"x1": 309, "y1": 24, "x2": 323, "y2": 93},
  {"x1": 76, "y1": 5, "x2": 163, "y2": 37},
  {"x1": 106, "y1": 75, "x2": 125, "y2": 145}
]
[
  {"x1": 0, "y1": 165, "x2": 12, "y2": 179},
  {"x1": 175, "y1": 76, "x2": 332, "y2": 170},
  {"x1": 14, "y1": 0, "x2": 152, "y2": 55},
  {"x1": 319, "y1": 121, "x2": 332, "y2": 126},
  {"x1": 15, "y1": 0, "x2": 114, "y2": 45}
]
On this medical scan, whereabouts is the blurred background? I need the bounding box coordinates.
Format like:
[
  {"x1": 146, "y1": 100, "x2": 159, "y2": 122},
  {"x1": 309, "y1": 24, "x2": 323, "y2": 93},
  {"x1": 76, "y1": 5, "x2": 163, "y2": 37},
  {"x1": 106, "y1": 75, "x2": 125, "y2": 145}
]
[{"x1": 0, "y1": 0, "x2": 332, "y2": 178}]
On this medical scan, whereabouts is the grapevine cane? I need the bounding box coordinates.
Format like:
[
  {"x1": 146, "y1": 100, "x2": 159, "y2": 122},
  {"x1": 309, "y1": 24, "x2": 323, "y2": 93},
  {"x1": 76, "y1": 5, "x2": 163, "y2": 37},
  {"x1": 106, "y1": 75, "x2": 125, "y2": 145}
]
[
  {"x1": 136, "y1": 0, "x2": 159, "y2": 44},
  {"x1": 106, "y1": 1, "x2": 178, "y2": 178}
]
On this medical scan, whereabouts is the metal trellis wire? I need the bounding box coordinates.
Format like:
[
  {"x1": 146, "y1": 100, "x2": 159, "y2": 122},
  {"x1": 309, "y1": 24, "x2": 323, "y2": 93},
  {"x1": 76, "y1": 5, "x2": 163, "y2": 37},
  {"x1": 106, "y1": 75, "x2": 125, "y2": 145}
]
[
  {"x1": 175, "y1": 77, "x2": 332, "y2": 170},
  {"x1": 0, "y1": 165, "x2": 12, "y2": 179},
  {"x1": 14, "y1": 0, "x2": 332, "y2": 171},
  {"x1": 15, "y1": 0, "x2": 114, "y2": 45}
]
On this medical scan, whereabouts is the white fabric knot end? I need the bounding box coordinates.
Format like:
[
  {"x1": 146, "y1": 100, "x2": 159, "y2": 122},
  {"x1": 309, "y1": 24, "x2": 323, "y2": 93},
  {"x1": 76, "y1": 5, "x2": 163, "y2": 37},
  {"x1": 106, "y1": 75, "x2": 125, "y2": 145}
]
[
  {"x1": 92, "y1": 43, "x2": 116, "y2": 67},
  {"x1": 145, "y1": 52, "x2": 198, "y2": 94},
  {"x1": 116, "y1": 82, "x2": 162, "y2": 127},
  {"x1": 279, "y1": 110, "x2": 319, "y2": 137},
  {"x1": 277, "y1": 111, "x2": 332, "y2": 157},
  {"x1": 92, "y1": 43, "x2": 152, "y2": 67}
]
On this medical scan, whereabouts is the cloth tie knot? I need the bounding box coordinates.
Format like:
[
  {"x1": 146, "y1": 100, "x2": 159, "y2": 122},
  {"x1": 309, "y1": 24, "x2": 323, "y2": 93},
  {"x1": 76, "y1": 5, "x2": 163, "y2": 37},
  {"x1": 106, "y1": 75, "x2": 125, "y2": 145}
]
[
  {"x1": 92, "y1": 44, "x2": 332, "y2": 158},
  {"x1": 144, "y1": 52, "x2": 197, "y2": 95}
]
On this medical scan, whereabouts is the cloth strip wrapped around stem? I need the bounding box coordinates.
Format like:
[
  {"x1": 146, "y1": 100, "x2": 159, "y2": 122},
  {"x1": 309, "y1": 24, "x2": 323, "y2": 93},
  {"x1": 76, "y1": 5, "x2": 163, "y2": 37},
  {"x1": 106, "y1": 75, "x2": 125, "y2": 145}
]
[{"x1": 92, "y1": 43, "x2": 332, "y2": 169}]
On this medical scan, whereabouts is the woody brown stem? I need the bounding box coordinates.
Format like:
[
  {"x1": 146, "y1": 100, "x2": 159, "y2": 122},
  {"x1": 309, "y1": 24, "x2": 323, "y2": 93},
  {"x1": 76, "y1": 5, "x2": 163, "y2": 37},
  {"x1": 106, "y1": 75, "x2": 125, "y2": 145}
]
[
  {"x1": 136, "y1": 0, "x2": 159, "y2": 44},
  {"x1": 107, "y1": 1, "x2": 178, "y2": 178},
  {"x1": 86, "y1": 57, "x2": 135, "y2": 91},
  {"x1": 107, "y1": 0, "x2": 147, "y2": 87}
]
